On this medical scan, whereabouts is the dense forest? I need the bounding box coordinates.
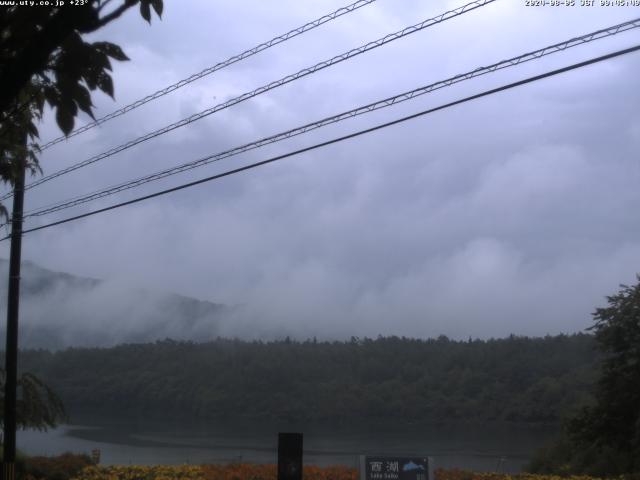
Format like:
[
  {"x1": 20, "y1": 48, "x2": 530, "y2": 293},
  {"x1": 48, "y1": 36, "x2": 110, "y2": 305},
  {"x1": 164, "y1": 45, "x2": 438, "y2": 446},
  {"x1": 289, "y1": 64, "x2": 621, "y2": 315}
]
[{"x1": 17, "y1": 334, "x2": 598, "y2": 426}]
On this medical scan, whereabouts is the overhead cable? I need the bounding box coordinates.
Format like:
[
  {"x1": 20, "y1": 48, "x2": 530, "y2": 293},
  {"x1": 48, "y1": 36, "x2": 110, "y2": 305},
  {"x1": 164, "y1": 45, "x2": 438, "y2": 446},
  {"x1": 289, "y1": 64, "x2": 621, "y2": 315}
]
[
  {"x1": 6, "y1": 44, "x2": 638, "y2": 241},
  {"x1": 22, "y1": 17, "x2": 640, "y2": 219},
  {"x1": 4, "y1": 0, "x2": 496, "y2": 201},
  {"x1": 38, "y1": 0, "x2": 379, "y2": 151}
]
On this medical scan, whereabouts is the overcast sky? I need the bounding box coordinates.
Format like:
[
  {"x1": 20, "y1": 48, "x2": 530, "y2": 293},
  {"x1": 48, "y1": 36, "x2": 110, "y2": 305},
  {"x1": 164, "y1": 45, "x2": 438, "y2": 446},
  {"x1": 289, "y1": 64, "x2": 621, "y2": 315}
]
[{"x1": 2, "y1": 0, "x2": 639, "y2": 340}]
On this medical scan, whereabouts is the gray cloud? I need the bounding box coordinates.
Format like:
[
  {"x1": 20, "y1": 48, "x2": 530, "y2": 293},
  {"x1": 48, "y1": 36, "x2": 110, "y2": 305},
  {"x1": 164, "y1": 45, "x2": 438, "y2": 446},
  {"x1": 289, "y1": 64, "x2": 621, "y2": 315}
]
[{"x1": 2, "y1": 0, "x2": 639, "y2": 342}]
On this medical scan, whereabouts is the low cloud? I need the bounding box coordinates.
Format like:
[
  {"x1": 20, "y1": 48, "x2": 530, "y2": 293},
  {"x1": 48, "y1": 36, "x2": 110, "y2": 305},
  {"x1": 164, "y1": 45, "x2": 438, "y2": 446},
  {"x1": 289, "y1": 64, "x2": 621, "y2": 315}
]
[{"x1": 1, "y1": 0, "x2": 638, "y2": 344}]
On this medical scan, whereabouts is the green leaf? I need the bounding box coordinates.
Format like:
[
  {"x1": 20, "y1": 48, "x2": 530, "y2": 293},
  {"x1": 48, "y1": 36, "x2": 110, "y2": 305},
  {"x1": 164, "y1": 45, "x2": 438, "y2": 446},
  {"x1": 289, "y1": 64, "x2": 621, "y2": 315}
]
[
  {"x1": 62, "y1": 95, "x2": 78, "y2": 118},
  {"x1": 86, "y1": 49, "x2": 111, "y2": 72},
  {"x1": 84, "y1": 75, "x2": 97, "y2": 91},
  {"x1": 74, "y1": 84, "x2": 95, "y2": 119},
  {"x1": 26, "y1": 119, "x2": 39, "y2": 139},
  {"x1": 150, "y1": 0, "x2": 163, "y2": 18},
  {"x1": 93, "y1": 41, "x2": 129, "y2": 62},
  {"x1": 34, "y1": 90, "x2": 45, "y2": 114},
  {"x1": 55, "y1": 106, "x2": 74, "y2": 136},
  {"x1": 97, "y1": 72, "x2": 114, "y2": 98},
  {"x1": 43, "y1": 86, "x2": 60, "y2": 108},
  {"x1": 140, "y1": 0, "x2": 151, "y2": 23},
  {"x1": 82, "y1": 65, "x2": 101, "y2": 91}
]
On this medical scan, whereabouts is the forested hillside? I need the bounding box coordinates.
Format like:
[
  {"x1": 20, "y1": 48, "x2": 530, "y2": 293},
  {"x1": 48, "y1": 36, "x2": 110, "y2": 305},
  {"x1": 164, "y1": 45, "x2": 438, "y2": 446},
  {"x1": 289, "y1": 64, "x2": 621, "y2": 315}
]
[{"x1": 18, "y1": 334, "x2": 597, "y2": 425}]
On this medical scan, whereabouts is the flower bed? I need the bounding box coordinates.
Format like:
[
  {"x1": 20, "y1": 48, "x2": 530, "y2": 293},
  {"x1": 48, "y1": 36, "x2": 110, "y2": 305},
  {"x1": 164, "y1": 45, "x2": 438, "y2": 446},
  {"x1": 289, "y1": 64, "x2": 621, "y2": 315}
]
[
  {"x1": 71, "y1": 464, "x2": 357, "y2": 480},
  {"x1": 22, "y1": 462, "x2": 626, "y2": 480},
  {"x1": 433, "y1": 469, "x2": 611, "y2": 480}
]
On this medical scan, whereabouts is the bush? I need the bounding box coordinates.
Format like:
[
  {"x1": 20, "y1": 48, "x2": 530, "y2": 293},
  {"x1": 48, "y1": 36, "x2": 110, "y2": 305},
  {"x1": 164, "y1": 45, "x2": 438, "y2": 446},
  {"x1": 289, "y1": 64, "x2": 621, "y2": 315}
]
[{"x1": 21, "y1": 452, "x2": 94, "y2": 480}]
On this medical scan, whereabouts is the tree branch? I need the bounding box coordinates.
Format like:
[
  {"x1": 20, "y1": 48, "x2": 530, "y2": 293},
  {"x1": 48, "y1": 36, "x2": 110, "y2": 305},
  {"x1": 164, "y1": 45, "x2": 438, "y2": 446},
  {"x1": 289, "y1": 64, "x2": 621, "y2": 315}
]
[
  {"x1": 96, "y1": 0, "x2": 137, "y2": 28},
  {"x1": 0, "y1": 1, "x2": 140, "y2": 117}
]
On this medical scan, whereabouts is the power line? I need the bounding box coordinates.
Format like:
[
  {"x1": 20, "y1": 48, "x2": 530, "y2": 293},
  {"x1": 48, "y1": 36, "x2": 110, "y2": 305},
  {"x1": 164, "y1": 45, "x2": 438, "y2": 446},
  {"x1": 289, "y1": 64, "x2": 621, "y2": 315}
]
[
  {"x1": 4, "y1": 0, "x2": 496, "y2": 201},
  {"x1": 38, "y1": 0, "x2": 378, "y2": 151},
  {"x1": 20, "y1": 17, "x2": 640, "y2": 220},
  {"x1": 6, "y1": 44, "x2": 638, "y2": 241}
]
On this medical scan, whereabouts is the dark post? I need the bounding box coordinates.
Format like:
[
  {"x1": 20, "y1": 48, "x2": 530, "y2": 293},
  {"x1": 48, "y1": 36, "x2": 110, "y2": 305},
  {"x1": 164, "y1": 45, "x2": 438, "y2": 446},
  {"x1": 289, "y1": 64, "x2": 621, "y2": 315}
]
[
  {"x1": 278, "y1": 432, "x2": 303, "y2": 480},
  {"x1": 2, "y1": 163, "x2": 25, "y2": 480}
]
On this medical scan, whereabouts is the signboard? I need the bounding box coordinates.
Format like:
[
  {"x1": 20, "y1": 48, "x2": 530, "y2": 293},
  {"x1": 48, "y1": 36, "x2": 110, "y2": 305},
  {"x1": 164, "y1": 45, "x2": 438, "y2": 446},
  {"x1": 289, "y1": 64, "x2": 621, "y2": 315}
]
[{"x1": 360, "y1": 456, "x2": 430, "y2": 480}]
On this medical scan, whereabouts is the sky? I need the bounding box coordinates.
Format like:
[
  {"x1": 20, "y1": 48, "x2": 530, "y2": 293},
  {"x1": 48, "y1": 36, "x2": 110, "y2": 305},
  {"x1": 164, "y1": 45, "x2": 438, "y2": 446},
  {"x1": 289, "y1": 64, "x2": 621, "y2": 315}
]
[{"x1": 1, "y1": 0, "x2": 640, "y2": 341}]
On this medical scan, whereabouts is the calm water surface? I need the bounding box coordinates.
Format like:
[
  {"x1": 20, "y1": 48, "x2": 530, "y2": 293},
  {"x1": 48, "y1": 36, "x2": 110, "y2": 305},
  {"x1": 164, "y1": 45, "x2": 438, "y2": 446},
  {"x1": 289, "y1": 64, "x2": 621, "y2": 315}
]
[{"x1": 17, "y1": 417, "x2": 557, "y2": 473}]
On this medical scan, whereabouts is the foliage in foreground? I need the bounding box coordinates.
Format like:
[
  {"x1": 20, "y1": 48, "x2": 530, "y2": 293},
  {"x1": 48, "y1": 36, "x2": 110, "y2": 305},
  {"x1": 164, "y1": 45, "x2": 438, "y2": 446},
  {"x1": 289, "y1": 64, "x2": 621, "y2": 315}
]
[
  {"x1": 434, "y1": 469, "x2": 638, "y2": 480},
  {"x1": 70, "y1": 464, "x2": 357, "y2": 480},
  {"x1": 21, "y1": 464, "x2": 640, "y2": 480},
  {"x1": 19, "y1": 453, "x2": 94, "y2": 480},
  {"x1": 0, "y1": 0, "x2": 163, "y2": 213},
  {"x1": 528, "y1": 437, "x2": 638, "y2": 478},
  {"x1": 527, "y1": 278, "x2": 640, "y2": 476},
  {"x1": 0, "y1": 369, "x2": 66, "y2": 431},
  {"x1": 18, "y1": 458, "x2": 640, "y2": 480}
]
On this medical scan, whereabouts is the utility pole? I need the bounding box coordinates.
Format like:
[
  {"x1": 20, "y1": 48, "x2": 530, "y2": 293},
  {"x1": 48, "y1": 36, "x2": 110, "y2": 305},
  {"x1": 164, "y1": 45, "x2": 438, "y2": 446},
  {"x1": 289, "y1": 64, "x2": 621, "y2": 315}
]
[{"x1": 2, "y1": 161, "x2": 25, "y2": 480}]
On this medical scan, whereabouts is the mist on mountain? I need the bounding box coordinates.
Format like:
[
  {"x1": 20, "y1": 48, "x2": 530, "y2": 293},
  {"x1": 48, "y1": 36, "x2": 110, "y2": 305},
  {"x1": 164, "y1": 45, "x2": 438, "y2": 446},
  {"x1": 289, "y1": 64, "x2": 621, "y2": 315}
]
[{"x1": 0, "y1": 259, "x2": 227, "y2": 349}]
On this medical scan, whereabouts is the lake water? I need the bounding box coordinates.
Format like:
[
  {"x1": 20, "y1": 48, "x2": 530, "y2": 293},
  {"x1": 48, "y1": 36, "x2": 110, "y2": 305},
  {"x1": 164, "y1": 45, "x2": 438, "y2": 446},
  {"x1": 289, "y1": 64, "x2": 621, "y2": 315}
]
[{"x1": 17, "y1": 416, "x2": 557, "y2": 473}]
